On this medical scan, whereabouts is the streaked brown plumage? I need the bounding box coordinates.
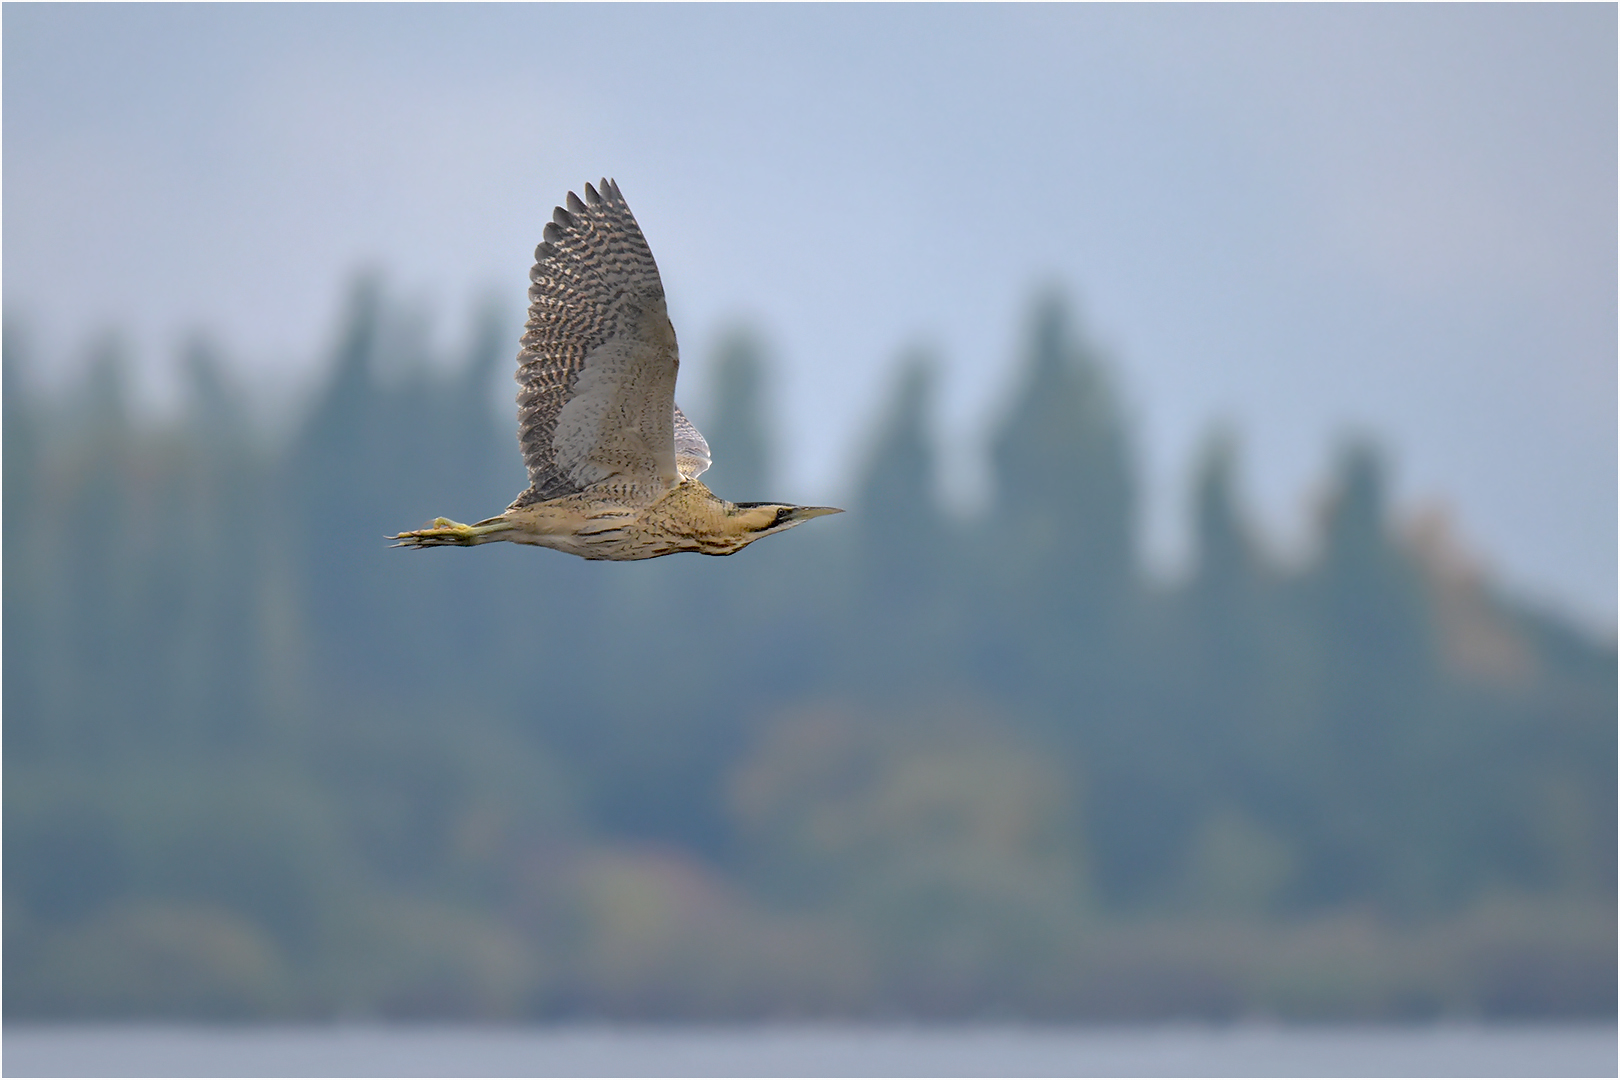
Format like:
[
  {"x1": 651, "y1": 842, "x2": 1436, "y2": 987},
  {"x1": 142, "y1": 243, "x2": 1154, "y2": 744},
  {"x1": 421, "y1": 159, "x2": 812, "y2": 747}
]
[{"x1": 392, "y1": 179, "x2": 840, "y2": 560}]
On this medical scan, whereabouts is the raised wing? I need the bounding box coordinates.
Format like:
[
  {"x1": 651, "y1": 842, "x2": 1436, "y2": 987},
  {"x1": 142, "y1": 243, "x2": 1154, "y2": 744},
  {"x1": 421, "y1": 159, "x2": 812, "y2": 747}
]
[
  {"x1": 511, "y1": 179, "x2": 681, "y2": 507},
  {"x1": 673, "y1": 403, "x2": 711, "y2": 480}
]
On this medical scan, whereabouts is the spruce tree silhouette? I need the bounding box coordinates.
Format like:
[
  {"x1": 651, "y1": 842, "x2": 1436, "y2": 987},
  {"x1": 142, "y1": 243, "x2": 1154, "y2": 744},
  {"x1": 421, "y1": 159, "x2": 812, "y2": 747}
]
[
  {"x1": 1298, "y1": 440, "x2": 1436, "y2": 908},
  {"x1": 3, "y1": 324, "x2": 47, "y2": 754},
  {"x1": 60, "y1": 338, "x2": 141, "y2": 753},
  {"x1": 1185, "y1": 431, "x2": 1276, "y2": 784},
  {"x1": 981, "y1": 294, "x2": 1136, "y2": 705},
  {"x1": 284, "y1": 277, "x2": 388, "y2": 689},
  {"x1": 171, "y1": 341, "x2": 265, "y2": 747},
  {"x1": 850, "y1": 354, "x2": 955, "y2": 689},
  {"x1": 855, "y1": 357, "x2": 944, "y2": 606},
  {"x1": 1173, "y1": 432, "x2": 1301, "y2": 903}
]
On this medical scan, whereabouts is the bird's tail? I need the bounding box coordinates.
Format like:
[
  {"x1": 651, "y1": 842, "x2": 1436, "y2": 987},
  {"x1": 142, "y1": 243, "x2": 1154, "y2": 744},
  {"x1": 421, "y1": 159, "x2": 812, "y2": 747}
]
[{"x1": 390, "y1": 515, "x2": 514, "y2": 548}]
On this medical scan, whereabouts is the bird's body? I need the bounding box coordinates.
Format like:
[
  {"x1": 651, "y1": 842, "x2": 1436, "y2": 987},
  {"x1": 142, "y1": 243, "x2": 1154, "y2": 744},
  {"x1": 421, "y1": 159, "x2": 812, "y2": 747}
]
[
  {"x1": 393, "y1": 179, "x2": 839, "y2": 560},
  {"x1": 410, "y1": 481, "x2": 832, "y2": 561}
]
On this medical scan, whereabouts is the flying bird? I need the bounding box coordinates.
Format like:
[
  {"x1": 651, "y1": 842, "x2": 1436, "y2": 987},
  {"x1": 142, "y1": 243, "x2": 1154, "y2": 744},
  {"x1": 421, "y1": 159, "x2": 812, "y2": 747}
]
[{"x1": 392, "y1": 179, "x2": 841, "y2": 560}]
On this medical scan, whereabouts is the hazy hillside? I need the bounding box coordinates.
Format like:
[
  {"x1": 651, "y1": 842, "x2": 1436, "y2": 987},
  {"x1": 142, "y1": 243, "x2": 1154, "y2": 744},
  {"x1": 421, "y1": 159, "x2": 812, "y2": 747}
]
[{"x1": 5, "y1": 285, "x2": 1613, "y2": 1020}]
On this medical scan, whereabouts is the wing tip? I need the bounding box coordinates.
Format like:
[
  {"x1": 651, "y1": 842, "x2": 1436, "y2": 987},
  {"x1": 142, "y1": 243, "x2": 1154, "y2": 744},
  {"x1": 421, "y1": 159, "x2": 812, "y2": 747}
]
[{"x1": 542, "y1": 180, "x2": 622, "y2": 245}]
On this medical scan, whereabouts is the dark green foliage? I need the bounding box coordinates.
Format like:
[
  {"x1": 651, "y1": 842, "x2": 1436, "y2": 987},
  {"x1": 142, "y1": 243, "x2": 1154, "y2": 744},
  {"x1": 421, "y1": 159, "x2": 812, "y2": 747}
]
[{"x1": 3, "y1": 283, "x2": 1613, "y2": 1020}]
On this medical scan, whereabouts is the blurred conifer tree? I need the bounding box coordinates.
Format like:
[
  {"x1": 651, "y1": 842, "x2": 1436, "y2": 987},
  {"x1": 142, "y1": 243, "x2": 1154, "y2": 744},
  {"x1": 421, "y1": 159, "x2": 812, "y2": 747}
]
[
  {"x1": 167, "y1": 340, "x2": 265, "y2": 748},
  {"x1": 846, "y1": 354, "x2": 959, "y2": 691},
  {"x1": 981, "y1": 294, "x2": 1136, "y2": 704},
  {"x1": 284, "y1": 277, "x2": 388, "y2": 689},
  {"x1": 1295, "y1": 440, "x2": 1438, "y2": 908},
  {"x1": 4, "y1": 322, "x2": 47, "y2": 755}
]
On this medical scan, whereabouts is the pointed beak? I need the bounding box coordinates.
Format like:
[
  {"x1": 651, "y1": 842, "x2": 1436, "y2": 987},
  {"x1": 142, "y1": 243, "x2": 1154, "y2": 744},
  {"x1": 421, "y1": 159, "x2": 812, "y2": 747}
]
[{"x1": 781, "y1": 505, "x2": 844, "y2": 524}]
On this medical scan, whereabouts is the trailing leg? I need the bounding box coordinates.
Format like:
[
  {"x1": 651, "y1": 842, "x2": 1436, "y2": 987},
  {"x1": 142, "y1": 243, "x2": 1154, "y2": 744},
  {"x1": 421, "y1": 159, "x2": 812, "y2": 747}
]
[{"x1": 390, "y1": 515, "x2": 513, "y2": 548}]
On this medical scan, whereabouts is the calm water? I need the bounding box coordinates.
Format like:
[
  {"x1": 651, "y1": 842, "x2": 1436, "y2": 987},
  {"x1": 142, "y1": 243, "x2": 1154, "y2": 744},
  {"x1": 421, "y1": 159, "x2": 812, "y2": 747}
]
[{"x1": 3, "y1": 1024, "x2": 1614, "y2": 1077}]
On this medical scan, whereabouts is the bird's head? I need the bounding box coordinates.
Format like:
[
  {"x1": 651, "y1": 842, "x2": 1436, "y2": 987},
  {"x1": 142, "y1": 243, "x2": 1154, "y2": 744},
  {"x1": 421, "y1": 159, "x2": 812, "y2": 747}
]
[{"x1": 725, "y1": 501, "x2": 844, "y2": 548}]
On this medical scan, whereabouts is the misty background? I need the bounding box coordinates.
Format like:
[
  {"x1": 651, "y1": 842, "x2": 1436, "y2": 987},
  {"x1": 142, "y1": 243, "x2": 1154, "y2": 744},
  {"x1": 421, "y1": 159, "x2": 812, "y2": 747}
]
[
  {"x1": 3, "y1": 4, "x2": 1615, "y2": 1022},
  {"x1": 5, "y1": 4, "x2": 1615, "y2": 627}
]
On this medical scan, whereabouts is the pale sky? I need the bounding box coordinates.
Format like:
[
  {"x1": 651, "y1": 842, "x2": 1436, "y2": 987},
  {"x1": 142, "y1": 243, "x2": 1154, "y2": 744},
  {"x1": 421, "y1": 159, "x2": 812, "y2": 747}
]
[{"x1": 5, "y1": 4, "x2": 1615, "y2": 628}]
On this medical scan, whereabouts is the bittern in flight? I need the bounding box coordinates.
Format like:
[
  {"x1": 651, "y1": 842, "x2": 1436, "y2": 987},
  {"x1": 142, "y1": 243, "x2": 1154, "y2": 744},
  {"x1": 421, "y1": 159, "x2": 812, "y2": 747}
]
[{"x1": 393, "y1": 179, "x2": 841, "y2": 560}]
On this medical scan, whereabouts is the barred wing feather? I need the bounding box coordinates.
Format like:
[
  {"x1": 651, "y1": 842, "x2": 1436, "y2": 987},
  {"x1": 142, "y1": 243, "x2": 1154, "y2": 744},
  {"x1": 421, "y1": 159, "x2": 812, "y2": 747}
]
[{"x1": 512, "y1": 179, "x2": 702, "y2": 507}]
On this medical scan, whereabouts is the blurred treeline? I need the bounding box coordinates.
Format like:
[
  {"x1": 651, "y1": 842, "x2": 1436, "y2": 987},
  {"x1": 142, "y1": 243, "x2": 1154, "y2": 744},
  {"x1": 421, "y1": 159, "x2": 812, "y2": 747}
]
[{"x1": 4, "y1": 284, "x2": 1615, "y2": 1020}]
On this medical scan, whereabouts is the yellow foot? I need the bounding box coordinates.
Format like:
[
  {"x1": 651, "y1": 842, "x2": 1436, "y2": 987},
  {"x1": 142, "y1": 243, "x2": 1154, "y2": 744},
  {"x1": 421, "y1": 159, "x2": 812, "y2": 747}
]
[{"x1": 391, "y1": 516, "x2": 484, "y2": 548}]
